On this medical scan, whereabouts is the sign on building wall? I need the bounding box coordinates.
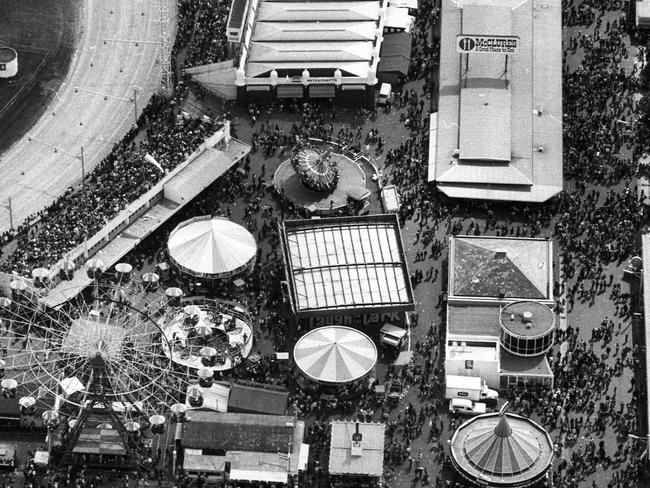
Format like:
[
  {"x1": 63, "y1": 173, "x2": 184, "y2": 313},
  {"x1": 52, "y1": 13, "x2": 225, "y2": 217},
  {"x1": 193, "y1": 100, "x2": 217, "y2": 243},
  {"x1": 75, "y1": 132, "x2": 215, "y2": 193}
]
[
  {"x1": 456, "y1": 35, "x2": 519, "y2": 54},
  {"x1": 306, "y1": 311, "x2": 404, "y2": 328}
]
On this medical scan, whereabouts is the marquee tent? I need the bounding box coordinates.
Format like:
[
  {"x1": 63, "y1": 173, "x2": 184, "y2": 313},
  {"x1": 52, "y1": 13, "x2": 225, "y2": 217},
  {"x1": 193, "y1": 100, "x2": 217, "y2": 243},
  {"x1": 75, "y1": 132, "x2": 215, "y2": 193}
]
[
  {"x1": 168, "y1": 216, "x2": 257, "y2": 279},
  {"x1": 293, "y1": 326, "x2": 377, "y2": 384}
]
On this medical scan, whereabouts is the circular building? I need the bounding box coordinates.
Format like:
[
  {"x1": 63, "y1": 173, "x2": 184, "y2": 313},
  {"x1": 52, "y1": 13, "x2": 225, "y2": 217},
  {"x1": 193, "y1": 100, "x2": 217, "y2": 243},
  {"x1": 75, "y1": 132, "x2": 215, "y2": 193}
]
[
  {"x1": 159, "y1": 297, "x2": 254, "y2": 372},
  {"x1": 0, "y1": 47, "x2": 17, "y2": 78},
  {"x1": 291, "y1": 147, "x2": 339, "y2": 193},
  {"x1": 168, "y1": 216, "x2": 257, "y2": 280},
  {"x1": 293, "y1": 326, "x2": 377, "y2": 385},
  {"x1": 499, "y1": 301, "x2": 555, "y2": 357},
  {"x1": 450, "y1": 409, "x2": 553, "y2": 487},
  {"x1": 274, "y1": 143, "x2": 371, "y2": 216}
]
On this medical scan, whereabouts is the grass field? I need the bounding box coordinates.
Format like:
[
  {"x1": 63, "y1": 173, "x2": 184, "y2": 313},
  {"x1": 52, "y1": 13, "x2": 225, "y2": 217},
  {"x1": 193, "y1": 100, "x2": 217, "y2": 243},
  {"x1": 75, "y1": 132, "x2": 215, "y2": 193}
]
[{"x1": 0, "y1": 0, "x2": 80, "y2": 155}]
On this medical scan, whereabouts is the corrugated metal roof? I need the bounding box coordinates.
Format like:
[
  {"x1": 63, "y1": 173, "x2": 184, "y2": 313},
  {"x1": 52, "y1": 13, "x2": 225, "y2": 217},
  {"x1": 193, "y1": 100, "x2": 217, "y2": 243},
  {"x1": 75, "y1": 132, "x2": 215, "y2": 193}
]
[
  {"x1": 252, "y1": 22, "x2": 377, "y2": 42},
  {"x1": 437, "y1": 163, "x2": 531, "y2": 185},
  {"x1": 182, "y1": 411, "x2": 296, "y2": 452},
  {"x1": 256, "y1": 1, "x2": 380, "y2": 22},
  {"x1": 431, "y1": 0, "x2": 563, "y2": 202},
  {"x1": 459, "y1": 86, "x2": 511, "y2": 161},
  {"x1": 248, "y1": 41, "x2": 374, "y2": 63},
  {"x1": 228, "y1": 382, "x2": 289, "y2": 416}
]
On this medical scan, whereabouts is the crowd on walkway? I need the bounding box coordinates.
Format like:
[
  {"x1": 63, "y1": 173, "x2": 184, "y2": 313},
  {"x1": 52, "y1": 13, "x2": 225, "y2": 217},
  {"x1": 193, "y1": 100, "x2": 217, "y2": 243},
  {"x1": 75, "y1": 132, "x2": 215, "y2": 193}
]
[{"x1": 1, "y1": 0, "x2": 650, "y2": 485}]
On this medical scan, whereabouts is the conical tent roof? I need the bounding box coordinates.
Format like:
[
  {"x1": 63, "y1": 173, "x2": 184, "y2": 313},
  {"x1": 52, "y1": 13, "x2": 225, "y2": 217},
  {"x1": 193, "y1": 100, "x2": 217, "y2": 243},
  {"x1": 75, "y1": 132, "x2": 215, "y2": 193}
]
[
  {"x1": 450, "y1": 409, "x2": 553, "y2": 487},
  {"x1": 168, "y1": 216, "x2": 257, "y2": 278},
  {"x1": 293, "y1": 326, "x2": 377, "y2": 384}
]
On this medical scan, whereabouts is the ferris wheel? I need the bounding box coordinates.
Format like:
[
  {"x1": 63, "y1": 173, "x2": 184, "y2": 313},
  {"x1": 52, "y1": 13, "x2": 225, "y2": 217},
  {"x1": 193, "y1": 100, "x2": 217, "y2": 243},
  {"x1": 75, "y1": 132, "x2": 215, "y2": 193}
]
[{"x1": 0, "y1": 267, "x2": 198, "y2": 425}]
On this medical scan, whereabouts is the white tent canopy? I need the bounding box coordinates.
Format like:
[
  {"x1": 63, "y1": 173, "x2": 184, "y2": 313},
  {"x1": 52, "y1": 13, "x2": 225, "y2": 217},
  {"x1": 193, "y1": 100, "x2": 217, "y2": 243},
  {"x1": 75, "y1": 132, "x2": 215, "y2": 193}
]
[
  {"x1": 168, "y1": 216, "x2": 257, "y2": 279},
  {"x1": 293, "y1": 326, "x2": 377, "y2": 384}
]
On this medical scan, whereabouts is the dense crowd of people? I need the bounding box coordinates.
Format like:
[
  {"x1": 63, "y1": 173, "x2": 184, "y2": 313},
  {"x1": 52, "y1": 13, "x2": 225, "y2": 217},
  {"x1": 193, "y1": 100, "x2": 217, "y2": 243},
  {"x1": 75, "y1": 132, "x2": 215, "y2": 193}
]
[{"x1": 0, "y1": 0, "x2": 649, "y2": 484}]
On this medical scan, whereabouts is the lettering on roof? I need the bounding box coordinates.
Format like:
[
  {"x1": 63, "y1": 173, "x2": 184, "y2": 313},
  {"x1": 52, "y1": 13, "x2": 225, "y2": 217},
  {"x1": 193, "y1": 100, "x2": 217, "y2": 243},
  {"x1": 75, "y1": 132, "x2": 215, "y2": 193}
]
[{"x1": 456, "y1": 35, "x2": 519, "y2": 54}]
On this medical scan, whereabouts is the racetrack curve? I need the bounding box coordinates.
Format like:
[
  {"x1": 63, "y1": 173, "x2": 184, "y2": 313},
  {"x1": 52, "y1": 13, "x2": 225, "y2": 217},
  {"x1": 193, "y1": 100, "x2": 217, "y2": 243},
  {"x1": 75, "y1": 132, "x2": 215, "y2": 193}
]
[{"x1": 0, "y1": 0, "x2": 175, "y2": 233}]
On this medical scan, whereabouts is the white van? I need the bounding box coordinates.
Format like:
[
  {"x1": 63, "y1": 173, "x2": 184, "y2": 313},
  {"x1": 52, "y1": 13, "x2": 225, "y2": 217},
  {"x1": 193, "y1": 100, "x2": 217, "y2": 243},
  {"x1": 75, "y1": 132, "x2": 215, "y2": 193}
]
[
  {"x1": 449, "y1": 398, "x2": 487, "y2": 416},
  {"x1": 377, "y1": 83, "x2": 392, "y2": 106}
]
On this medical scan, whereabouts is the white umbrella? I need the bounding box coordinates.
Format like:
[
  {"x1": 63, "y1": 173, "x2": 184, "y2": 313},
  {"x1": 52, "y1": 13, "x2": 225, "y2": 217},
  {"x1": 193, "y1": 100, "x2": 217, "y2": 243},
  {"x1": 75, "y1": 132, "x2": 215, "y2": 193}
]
[
  {"x1": 168, "y1": 216, "x2": 257, "y2": 278},
  {"x1": 115, "y1": 263, "x2": 133, "y2": 275},
  {"x1": 31, "y1": 268, "x2": 49, "y2": 279},
  {"x1": 165, "y1": 287, "x2": 183, "y2": 298},
  {"x1": 293, "y1": 326, "x2": 377, "y2": 384},
  {"x1": 183, "y1": 305, "x2": 201, "y2": 316}
]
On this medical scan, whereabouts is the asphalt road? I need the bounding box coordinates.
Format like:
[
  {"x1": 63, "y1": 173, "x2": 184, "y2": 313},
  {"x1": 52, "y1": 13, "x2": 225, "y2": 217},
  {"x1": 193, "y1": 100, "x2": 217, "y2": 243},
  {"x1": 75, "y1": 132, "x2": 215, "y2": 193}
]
[{"x1": 0, "y1": 0, "x2": 175, "y2": 234}]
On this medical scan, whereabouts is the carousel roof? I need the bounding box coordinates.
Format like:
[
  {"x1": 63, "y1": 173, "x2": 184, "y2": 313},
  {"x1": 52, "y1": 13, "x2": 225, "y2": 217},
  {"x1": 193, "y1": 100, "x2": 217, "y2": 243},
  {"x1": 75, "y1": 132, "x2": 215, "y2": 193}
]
[
  {"x1": 293, "y1": 326, "x2": 377, "y2": 384},
  {"x1": 450, "y1": 408, "x2": 553, "y2": 487},
  {"x1": 168, "y1": 216, "x2": 257, "y2": 278},
  {"x1": 292, "y1": 148, "x2": 338, "y2": 187}
]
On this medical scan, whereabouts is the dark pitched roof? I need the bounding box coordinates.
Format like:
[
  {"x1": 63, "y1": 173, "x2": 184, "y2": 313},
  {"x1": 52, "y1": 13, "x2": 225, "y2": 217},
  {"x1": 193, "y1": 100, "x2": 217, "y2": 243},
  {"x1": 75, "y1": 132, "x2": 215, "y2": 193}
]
[
  {"x1": 182, "y1": 411, "x2": 295, "y2": 452},
  {"x1": 379, "y1": 32, "x2": 412, "y2": 75},
  {"x1": 453, "y1": 239, "x2": 546, "y2": 299},
  {"x1": 228, "y1": 382, "x2": 289, "y2": 416},
  {"x1": 380, "y1": 32, "x2": 412, "y2": 57}
]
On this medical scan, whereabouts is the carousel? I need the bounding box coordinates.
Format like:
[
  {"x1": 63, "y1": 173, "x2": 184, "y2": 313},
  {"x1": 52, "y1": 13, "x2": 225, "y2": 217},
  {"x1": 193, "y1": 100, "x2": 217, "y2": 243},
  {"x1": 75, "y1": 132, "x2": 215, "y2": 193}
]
[
  {"x1": 293, "y1": 326, "x2": 377, "y2": 385},
  {"x1": 159, "y1": 297, "x2": 254, "y2": 372},
  {"x1": 168, "y1": 215, "x2": 257, "y2": 281},
  {"x1": 274, "y1": 143, "x2": 371, "y2": 216},
  {"x1": 291, "y1": 147, "x2": 339, "y2": 193},
  {"x1": 449, "y1": 403, "x2": 554, "y2": 487}
]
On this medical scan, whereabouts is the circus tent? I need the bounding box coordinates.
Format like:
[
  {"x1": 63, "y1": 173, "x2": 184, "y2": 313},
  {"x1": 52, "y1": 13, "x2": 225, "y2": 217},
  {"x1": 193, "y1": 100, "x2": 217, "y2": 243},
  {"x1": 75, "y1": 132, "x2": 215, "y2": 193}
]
[
  {"x1": 293, "y1": 326, "x2": 377, "y2": 384},
  {"x1": 168, "y1": 216, "x2": 257, "y2": 279}
]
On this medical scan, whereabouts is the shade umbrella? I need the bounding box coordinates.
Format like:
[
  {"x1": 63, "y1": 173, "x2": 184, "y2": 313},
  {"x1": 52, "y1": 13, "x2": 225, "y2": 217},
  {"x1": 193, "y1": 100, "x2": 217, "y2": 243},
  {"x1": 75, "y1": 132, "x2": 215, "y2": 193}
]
[
  {"x1": 168, "y1": 216, "x2": 257, "y2": 279},
  {"x1": 86, "y1": 258, "x2": 105, "y2": 270},
  {"x1": 187, "y1": 386, "x2": 204, "y2": 408},
  {"x1": 170, "y1": 403, "x2": 187, "y2": 423},
  {"x1": 9, "y1": 280, "x2": 27, "y2": 291},
  {"x1": 166, "y1": 287, "x2": 183, "y2": 298},
  {"x1": 0, "y1": 297, "x2": 11, "y2": 309},
  {"x1": 149, "y1": 415, "x2": 166, "y2": 434},
  {"x1": 293, "y1": 326, "x2": 377, "y2": 384},
  {"x1": 42, "y1": 410, "x2": 60, "y2": 429},
  {"x1": 31, "y1": 268, "x2": 49, "y2": 279},
  {"x1": 195, "y1": 324, "x2": 212, "y2": 338},
  {"x1": 183, "y1": 305, "x2": 201, "y2": 317},
  {"x1": 115, "y1": 262, "x2": 133, "y2": 275},
  {"x1": 142, "y1": 272, "x2": 159, "y2": 283},
  {"x1": 19, "y1": 396, "x2": 36, "y2": 415},
  {"x1": 125, "y1": 421, "x2": 140, "y2": 433},
  {"x1": 197, "y1": 367, "x2": 214, "y2": 388},
  {"x1": 1, "y1": 378, "x2": 18, "y2": 398}
]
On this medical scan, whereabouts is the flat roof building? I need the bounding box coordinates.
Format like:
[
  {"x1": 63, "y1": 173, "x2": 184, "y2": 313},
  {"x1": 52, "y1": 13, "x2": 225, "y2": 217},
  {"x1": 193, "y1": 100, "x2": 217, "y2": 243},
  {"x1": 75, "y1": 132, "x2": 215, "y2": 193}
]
[
  {"x1": 329, "y1": 421, "x2": 385, "y2": 480},
  {"x1": 280, "y1": 214, "x2": 414, "y2": 328},
  {"x1": 445, "y1": 236, "x2": 555, "y2": 390},
  {"x1": 429, "y1": 0, "x2": 563, "y2": 202}
]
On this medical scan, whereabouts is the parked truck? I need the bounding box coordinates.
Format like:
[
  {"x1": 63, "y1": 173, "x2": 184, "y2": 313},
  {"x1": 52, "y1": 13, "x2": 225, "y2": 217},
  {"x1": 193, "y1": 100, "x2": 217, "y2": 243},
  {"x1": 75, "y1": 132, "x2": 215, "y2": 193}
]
[{"x1": 445, "y1": 375, "x2": 498, "y2": 402}]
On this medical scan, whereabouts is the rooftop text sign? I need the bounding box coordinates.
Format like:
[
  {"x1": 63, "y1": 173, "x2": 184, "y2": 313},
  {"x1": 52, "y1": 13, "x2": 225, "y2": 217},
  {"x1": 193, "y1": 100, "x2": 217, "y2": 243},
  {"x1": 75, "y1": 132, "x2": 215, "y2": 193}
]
[{"x1": 456, "y1": 35, "x2": 519, "y2": 54}]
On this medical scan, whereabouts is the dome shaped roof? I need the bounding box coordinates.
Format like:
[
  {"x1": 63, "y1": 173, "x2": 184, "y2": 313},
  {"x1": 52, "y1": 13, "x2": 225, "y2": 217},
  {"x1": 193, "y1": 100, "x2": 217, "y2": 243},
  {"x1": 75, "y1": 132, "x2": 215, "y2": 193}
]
[
  {"x1": 168, "y1": 216, "x2": 257, "y2": 278},
  {"x1": 450, "y1": 405, "x2": 553, "y2": 487},
  {"x1": 293, "y1": 326, "x2": 377, "y2": 384}
]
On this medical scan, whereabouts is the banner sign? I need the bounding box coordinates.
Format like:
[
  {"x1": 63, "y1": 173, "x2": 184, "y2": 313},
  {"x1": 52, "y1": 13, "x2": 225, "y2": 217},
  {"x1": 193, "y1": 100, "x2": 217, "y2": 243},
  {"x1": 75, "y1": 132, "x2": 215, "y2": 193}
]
[{"x1": 456, "y1": 35, "x2": 519, "y2": 54}]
